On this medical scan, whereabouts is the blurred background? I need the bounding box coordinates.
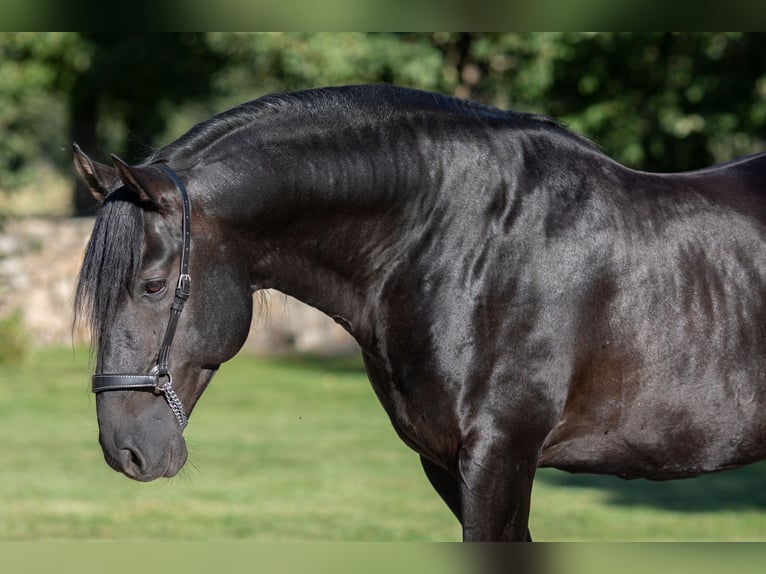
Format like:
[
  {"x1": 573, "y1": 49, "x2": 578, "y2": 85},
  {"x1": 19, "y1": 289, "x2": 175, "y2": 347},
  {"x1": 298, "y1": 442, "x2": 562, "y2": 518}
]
[{"x1": 2, "y1": 33, "x2": 766, "y2": 542}]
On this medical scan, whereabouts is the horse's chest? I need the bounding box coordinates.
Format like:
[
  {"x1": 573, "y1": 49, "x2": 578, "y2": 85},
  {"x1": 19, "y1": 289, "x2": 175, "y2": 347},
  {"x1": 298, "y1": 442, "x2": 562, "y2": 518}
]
[{"x1": 361, "y1": 351, "x2": 460, "y2": 464}]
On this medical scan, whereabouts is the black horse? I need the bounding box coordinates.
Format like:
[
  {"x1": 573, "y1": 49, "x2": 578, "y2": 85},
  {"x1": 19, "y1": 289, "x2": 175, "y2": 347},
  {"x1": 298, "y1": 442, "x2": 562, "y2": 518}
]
[{"x1": 74, "y1": 84, "x2": 766, "y2": 541}]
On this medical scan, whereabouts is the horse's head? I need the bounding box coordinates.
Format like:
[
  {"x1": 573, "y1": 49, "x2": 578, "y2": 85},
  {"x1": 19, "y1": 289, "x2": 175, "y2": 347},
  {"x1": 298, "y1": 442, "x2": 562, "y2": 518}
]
[{"x1": 73, "y1": 144, "x2": 253, "y2": 481}]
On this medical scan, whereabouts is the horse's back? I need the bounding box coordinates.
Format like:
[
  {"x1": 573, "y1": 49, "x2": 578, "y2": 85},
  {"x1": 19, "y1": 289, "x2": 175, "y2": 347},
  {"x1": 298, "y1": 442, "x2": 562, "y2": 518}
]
[
  {"x1": 680, "y1": 149, "x2": 766, "y2": 178},
  {"x1": 652, "y1": 150, "x2": 766, "y2": 208}
]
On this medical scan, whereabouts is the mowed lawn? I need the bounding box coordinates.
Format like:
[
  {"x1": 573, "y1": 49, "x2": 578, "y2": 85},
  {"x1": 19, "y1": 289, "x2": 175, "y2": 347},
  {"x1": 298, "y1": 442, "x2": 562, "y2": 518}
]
[{"x1": 2, "y1": 347, "x2": 766, "y2": 541}]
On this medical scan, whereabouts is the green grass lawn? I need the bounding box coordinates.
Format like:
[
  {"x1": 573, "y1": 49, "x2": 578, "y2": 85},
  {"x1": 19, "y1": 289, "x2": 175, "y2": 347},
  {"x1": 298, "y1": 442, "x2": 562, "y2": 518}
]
[{"x1": 2, "y1": 347, "x2": 766, "y2": 541}]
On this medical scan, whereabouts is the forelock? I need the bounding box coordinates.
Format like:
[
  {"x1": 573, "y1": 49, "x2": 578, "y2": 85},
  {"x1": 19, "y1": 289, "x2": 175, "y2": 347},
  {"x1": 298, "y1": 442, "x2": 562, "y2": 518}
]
[{"x1": 74, "y1": 190, "x2": 145, "y2": 353}]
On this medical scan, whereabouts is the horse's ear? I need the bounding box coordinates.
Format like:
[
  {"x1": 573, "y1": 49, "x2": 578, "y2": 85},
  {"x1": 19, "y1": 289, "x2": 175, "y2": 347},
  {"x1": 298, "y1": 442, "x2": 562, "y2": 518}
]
[
  {"x1": 72, "y1": 143, "x2": 119, "y2": 202},
  {"x1": 111, "y1": 154, "x2": 168, "y2": 208}
]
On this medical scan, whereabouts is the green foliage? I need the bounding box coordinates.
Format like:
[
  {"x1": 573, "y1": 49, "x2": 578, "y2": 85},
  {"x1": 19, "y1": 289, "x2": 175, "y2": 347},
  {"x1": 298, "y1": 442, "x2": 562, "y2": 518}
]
[
  {"x1": 539, "y1": 33, "x2": 766, "y2": 170},
  {"x1": 0, "y1": 310, "x2": 28, "y2": 366},
  {"x1": 204, "y1": 33, "x2": 447, "y2": 110},
  {"x1": 0, "y1": 33, "x2": 81, "y2": 190},
  {"x1": 220, "y1": 33, "x2": 433, "y2": 90},
  {"x1": 73, "y1": 33, "x2": 228, "y2": 161}
]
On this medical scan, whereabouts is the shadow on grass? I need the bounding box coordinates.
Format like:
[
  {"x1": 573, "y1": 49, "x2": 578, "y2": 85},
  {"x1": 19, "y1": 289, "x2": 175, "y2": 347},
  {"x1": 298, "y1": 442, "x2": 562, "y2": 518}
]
[{"x1": 537, "y1": 461, "x2": 766, "y2": 512}]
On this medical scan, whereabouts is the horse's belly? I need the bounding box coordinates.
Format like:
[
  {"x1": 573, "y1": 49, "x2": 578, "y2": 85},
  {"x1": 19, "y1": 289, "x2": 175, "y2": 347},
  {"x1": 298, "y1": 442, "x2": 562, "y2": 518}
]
[
  {"x1": 538, "y1": 402, "x2": 766, "y2": 480},
  {"x1": 539, "y1": 306, "x2": 766, "y2": 479}
]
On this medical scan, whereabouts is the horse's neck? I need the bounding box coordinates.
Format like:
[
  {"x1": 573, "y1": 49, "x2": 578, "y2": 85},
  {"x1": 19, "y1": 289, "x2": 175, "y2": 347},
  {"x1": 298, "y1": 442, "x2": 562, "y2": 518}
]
[
  {"x1": 207, "y1": 129, "x2": 428, "y2": 342},
  {"x1": 200, "y1": 117, "x2": 588, "y2": 346}
]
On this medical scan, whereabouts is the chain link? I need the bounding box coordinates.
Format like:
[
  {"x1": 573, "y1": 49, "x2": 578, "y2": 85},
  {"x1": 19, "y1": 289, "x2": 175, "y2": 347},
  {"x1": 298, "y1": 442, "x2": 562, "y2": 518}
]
[{"x1": 159, "y1": 381, "x2": 189, "y2": 430}]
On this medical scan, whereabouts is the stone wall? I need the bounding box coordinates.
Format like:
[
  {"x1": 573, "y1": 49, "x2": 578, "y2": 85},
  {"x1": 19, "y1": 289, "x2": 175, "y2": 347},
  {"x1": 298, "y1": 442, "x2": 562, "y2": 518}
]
[{"x1": 0, "y1": 218, "x2": 358, "y2": 356}]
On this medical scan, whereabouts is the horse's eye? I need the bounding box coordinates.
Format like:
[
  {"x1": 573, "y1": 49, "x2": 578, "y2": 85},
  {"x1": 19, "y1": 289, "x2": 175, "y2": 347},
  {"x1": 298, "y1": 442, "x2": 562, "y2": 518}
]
[{"x1": 144, "y1": 280, "x2": 167, "y2": 295}]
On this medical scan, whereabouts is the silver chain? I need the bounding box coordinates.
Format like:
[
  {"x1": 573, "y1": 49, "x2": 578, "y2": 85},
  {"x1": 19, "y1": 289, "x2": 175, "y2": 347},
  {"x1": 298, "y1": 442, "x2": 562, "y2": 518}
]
[{"x1": 159, "y1": 381, "x2": 189, "y2": 430}]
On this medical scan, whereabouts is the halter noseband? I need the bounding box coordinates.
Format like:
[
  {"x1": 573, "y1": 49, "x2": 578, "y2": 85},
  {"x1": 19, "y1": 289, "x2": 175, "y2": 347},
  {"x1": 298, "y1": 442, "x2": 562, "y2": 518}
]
[{"x1": 91, "y1": 164, "x2": 192, "y2": 430}]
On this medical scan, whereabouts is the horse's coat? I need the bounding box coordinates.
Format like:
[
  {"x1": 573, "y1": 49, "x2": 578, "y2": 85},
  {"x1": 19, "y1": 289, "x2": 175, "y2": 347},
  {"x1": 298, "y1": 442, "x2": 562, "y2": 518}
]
[{"x1": 74, "y1": 85, "x2": 766, "y2": 540}]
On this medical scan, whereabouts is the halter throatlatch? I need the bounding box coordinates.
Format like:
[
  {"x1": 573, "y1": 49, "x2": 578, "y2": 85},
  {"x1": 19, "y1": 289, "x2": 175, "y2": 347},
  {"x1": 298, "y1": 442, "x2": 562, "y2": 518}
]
[{"x1": 91, "y1": 164, "x2": 192, "y2": 431}]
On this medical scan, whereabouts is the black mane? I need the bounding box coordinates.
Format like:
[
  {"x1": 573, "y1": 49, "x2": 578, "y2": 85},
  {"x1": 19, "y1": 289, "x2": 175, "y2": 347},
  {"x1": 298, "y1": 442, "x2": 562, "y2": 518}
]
[
  {"x1": 75, "y1": 189, "x2": 144, "y2": 355},
  {"x1": 148, "y1": 84, "x2": 592, "y2": 166}
]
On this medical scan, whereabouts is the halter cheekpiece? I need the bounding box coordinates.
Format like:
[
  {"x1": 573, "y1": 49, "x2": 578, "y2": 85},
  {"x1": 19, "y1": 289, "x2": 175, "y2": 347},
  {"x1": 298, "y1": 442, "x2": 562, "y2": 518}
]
[{"x1": 91, "y1": 164, "x2": 192, "y2": 430}]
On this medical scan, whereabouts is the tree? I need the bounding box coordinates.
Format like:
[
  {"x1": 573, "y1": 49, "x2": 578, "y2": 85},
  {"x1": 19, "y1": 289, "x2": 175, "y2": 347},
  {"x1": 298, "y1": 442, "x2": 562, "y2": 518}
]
[
  {"x1": 0, "y1": 33, "x2": 81, "y2": 192},
  {"x1": 0, "y1": 33, "x2": 226, "y2": 216},
  {"x1": 69, "y1": 33, "x2": 227, "y2": 215},
  {"x1": 540, "y1": 32, "x2": 766, "y2": 171}
]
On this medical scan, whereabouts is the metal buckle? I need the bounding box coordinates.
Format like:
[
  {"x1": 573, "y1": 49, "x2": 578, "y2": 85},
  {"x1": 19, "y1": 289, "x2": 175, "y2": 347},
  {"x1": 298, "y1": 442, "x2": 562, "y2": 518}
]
[
  {"x1": 176, "y1": 273, "x2": 191, "y2": 300},
  {"x1": 149, "y1": 365, "x2": 172, "y2": 395},
  {"x1": 156, "y1": 373, "x2": 172, "y2": 394}
]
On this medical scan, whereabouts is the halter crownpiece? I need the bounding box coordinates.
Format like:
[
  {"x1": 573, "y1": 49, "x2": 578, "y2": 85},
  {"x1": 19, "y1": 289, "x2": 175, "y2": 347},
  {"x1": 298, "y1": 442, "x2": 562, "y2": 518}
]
[{"x1": 91, "y1": 163, "x2": 192, "y2": 431}]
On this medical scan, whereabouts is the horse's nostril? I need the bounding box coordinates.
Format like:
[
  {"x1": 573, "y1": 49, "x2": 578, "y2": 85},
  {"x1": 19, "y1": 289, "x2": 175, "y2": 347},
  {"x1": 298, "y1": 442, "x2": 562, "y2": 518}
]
[
  {"x1": 119, "y1": 447, "x2": 145, "y2": 475},
  {"x1": 128, "y1": 449, "x2": 142, "y2": 467}
]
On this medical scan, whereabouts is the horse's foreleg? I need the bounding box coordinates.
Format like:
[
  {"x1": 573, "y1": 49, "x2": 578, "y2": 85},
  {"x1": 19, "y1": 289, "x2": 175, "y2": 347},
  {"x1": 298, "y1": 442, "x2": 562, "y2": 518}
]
[
  {"x1": 457, "y1": 444, "x2": 538, "y2": 542},
  {"x1": 420, "y1": 455, "x2": 462, "y2": 522}
]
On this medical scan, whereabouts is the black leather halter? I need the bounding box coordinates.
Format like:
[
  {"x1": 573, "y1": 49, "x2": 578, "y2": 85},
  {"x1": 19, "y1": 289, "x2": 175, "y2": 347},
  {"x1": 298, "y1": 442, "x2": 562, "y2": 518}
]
[{"x1": 91, "y1": 164, "x2": 192, "y2": 430}]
